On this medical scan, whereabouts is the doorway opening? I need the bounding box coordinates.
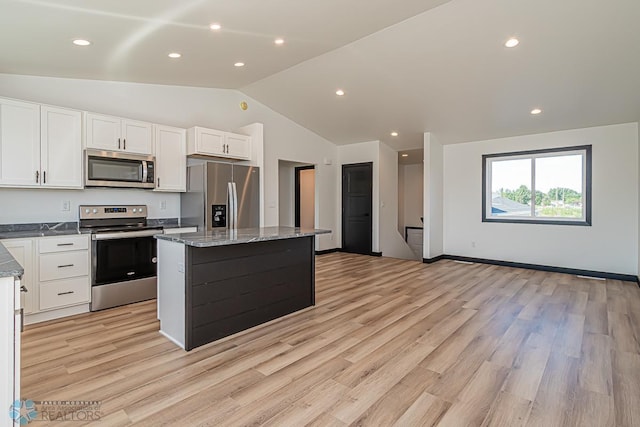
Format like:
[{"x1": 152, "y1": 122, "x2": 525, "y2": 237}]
[
  {"x1": 278, "y1": 160, "x2": 315, "y2": 228},
  {"x1": 295, "y1": 166, "x2": 315, "y2": 228}
]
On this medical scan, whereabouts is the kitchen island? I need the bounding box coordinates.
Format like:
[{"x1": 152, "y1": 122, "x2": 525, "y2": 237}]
[{"x1": 155, "y1": 226, "x2": 330, "y2": 351}]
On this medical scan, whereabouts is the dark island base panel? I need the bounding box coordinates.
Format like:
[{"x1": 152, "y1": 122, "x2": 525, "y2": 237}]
[{"x1": 185, "y1": 236, "x2": 315, "y2": 351}]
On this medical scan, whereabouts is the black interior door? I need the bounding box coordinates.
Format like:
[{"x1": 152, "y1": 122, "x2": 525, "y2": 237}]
[{"x1": 342, "y1": 162, "x2": 373, "y2": 255}]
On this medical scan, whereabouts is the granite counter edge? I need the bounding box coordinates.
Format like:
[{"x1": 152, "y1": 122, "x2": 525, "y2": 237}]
[{"x1": 155, "y1": 229, "x2": 331, "y2": 248}]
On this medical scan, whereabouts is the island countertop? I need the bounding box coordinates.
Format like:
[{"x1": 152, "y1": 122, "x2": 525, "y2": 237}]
[
  {"x1": 154, "y1": 226, "x2": 331, "y2": 248},
  {"x1": 0, "y1": 242, "x2": 24, "y2": 278}
]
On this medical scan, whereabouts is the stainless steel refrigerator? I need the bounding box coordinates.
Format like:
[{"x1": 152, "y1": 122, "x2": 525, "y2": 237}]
[{"x1": 181, "y1": 162, "x2": 260, "y2": 230}]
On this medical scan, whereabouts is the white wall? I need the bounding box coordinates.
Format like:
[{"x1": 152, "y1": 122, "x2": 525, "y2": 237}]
[
  {"x1": 0, "y1": 74, "x2": 338, "y2": 249},
  {"x1": 278, "y1": 161, "x2": 295, "y2": 227},
  {"x1": 424, "y1": 132, "x2": 444, "y2": 259},
  {"x1": 443, "y1": 123, "x2": 639, "y2": 275},
  {"x1": 337, "y1": 141, "x2": 380, "y2": 252},
  {"x1": 403, "y1": 163, "x2": 424, "y2": 228},
  {"x1": 0, "y1": 187, "x2": 179, "y2": 223}
]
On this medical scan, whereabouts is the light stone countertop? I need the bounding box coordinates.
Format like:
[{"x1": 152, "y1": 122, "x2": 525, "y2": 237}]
[{"x1": 154, "y1": 226, "x2": 331, "y2": 248}]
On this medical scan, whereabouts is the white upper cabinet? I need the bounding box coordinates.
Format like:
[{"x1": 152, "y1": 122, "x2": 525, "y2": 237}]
[
  {"x1": 225, "y1": 132, "x2": 251, "y2": 160},
  {"x1": 86, "y1": 113, "x2": 153, "y2": 155},
  {"x1": 154, "y1": 124, "x2": 186, "y2": 192},
  {"x1": 85, "y1": 113, "x2": 120, "y2": 151},
  {"x1": 0, "y1": 98, "x2": 41, "y2": 186},
  {"x1": 122, "y1": 119, "x2": 153, "y2": 154},
  {"x1": 187, "y1": 126, "x2": 251, "y2": 160},
  {"x1": 40, "y1": 106, "x2": 82, "y2": 188},
  {"x1": 0, "y1": 99, "x2": 82, "y2": 189}
]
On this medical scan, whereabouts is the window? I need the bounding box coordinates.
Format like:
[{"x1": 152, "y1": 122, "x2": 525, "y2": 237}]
[{"x1": 482, "y1": 145, "x2": 591, "y2": 225}]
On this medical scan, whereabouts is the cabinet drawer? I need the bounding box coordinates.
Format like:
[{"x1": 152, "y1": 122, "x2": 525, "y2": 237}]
[
  {"x1": 39, "y1": 251, "x2": 88, "y2": 281},
  {"x1": 39, "y1": 276, "x2": 89, "y2": 310},
  {"x1": 39, "y1": 235, "x2": 89, "y2": 253}
]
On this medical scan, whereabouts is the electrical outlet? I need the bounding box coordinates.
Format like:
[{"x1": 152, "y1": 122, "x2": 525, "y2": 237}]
[
  {"x1": 160, "y1": 200, "x2": 167, "y2": 210},
  {"x1": 62, "y1": 201, "x2": 71, "y2": 211},
  {"x1": 471, "y1": 241, "x2": 476, "y2": 248}
]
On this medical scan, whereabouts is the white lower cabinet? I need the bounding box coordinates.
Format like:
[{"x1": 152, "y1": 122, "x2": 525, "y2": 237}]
[
  {"x1": 39, "y1": 277, "x2": 90, "y2": 311},
  {"x1": 1, "y1": 275, "x2": 19, "y2": 426},
  {"x1": 2, "y1": 239, "x2": 35, "y2": 314},
  {"x1": 37, "y1": 235, "x2": 90, "y2": 313},
  {"x1": 1, "y1": 235, "x2": 90, "y2": 324},
  {"x1": 39, "y1": 251, "x2": 89, "y2": 282}
]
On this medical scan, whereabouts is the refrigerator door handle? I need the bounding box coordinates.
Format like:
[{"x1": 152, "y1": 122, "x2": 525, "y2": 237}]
[
  {"x1": 231, "y1": 182, "x2": 239, "y2": 229},
  {"x1": 228, "y1": 182, "x2": 235, "y2": 229}
]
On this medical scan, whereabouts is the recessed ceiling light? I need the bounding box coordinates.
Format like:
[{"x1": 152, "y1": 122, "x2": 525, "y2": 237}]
[
  {"x1": 72, "y1": 39, "x2": 91, "y2": 46},
  {"x1": 210, "y1": 23, "x2": 221, "y2": 30},
  {"x1": 274, "y1": 38, "x2": 285, "y2": 45},
  {"x1": 234, "y1": 62, "x2": 245, "y2": 67},
  {"x1": 168, "y1": 52, "x2": 181, "y2": 59},
  {"x1": 335, "y1": 89, "x2": 345, "y2": 96},
  {"x1": 531, "y1": 108, "x2": 542, "y2": 115},
  {"x1": 505, "y1": 38, "x2": 520, "y2": 48},
  {"x1": 401, "y1": 154, "x2": 409, "y2": 157},
  {"x1": 391, "y1": 132, "x2": 399, "y2": 137}
]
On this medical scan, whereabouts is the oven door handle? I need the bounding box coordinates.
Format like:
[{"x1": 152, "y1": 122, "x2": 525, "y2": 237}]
[{"x1": 92, "y1": 229, "x2": 162, "y2": 240}]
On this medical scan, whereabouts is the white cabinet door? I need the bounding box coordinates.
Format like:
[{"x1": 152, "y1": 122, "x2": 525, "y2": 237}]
[
  {"x1": 0, "y1": 276, "x2": 16, "y2": 423},
  {"x1": 122, "y1": 119, "x2": 153, "y2": 154},
  {"x1": 155, "y1": 125, "x2": 186, "y2": 192},
  {"x1": 225, "y1": 133, "x2": 251, "y2": 160},
  {"x1": 86, "y1": 113, "x2": 121, "y2": 151},
  {"x1": 0, "y1": 98, "x2": 41, "y2": 186},
  {"x1": 189, "y1": 127, "x2": 225, "y2": 156},
  {"x1": 40, "y1": 106, "x2": 83, "y2": 188},
  {"x1": 2, "y1": 239, "x2": 35, "y2": 315}
]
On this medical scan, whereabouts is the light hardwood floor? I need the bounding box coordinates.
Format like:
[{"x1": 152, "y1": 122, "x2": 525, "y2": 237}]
[{"x1": 21, "y1": 253, "x2": 640, "y2": 426}]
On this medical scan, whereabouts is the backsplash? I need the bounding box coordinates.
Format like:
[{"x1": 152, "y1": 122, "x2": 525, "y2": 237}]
[{"x1": 0, "y1": 188, "x2": 180, "y2": 224}]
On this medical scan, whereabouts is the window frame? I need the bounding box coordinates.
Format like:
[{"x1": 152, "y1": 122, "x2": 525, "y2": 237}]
[{"x1": 482, "y1": 145, "x2": 592, "y2": 226}]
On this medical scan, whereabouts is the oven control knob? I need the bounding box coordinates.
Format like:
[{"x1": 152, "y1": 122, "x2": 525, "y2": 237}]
[
  {"x1": 85, "y1": 209, "x2": 90, "y2": 214},
  {"x1": 132, "y1": 208, "x2": 137, "y2": 213},
  {"x1": 92, "y1": 209, "x2": 98, "y2": 214}
]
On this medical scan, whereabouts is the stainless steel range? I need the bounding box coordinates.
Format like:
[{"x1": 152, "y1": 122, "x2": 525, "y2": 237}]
[{"x1": 79, "y1": 205, "x2": 161, "y2": 311}]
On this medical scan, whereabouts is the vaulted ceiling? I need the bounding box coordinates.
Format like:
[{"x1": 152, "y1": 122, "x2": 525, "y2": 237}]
[{"x1": 1, "y1": 0, "x2": 639, "y2": 149}]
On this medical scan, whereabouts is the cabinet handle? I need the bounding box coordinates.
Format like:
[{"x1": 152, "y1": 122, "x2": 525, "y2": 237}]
[
  {"x1": 43, "y1": 171, "x2": 46, "y2": 184},
  {"x1": 57, "y1": 264, "x2": 74, "y2": 268},
  {"x1": 123, "y1": 138, "x2": 126, "y2": 150},
  {"x1": 57, "y1": 243, "x2": 74, "y2": 247},
  {"x1": 57, "y1": 291, "x2": 74, "y2": 296},
  {"x1": 20, "y1": 285, "x2": 28, "y2": 293},
  {"x1": 157, "y1": 177, "x2": 160, "y2": 187},
  {"x1": 35, "y1": 170, "x2": 39, "y2": 183},
  {"x1": 118, "y1": 138, "x2": 121, "y2": 149}
]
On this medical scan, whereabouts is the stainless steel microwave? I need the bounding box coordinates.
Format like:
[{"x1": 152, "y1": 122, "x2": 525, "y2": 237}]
[{"x1": 85, "y1": 149, "x2": 155, "y2": 189}]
